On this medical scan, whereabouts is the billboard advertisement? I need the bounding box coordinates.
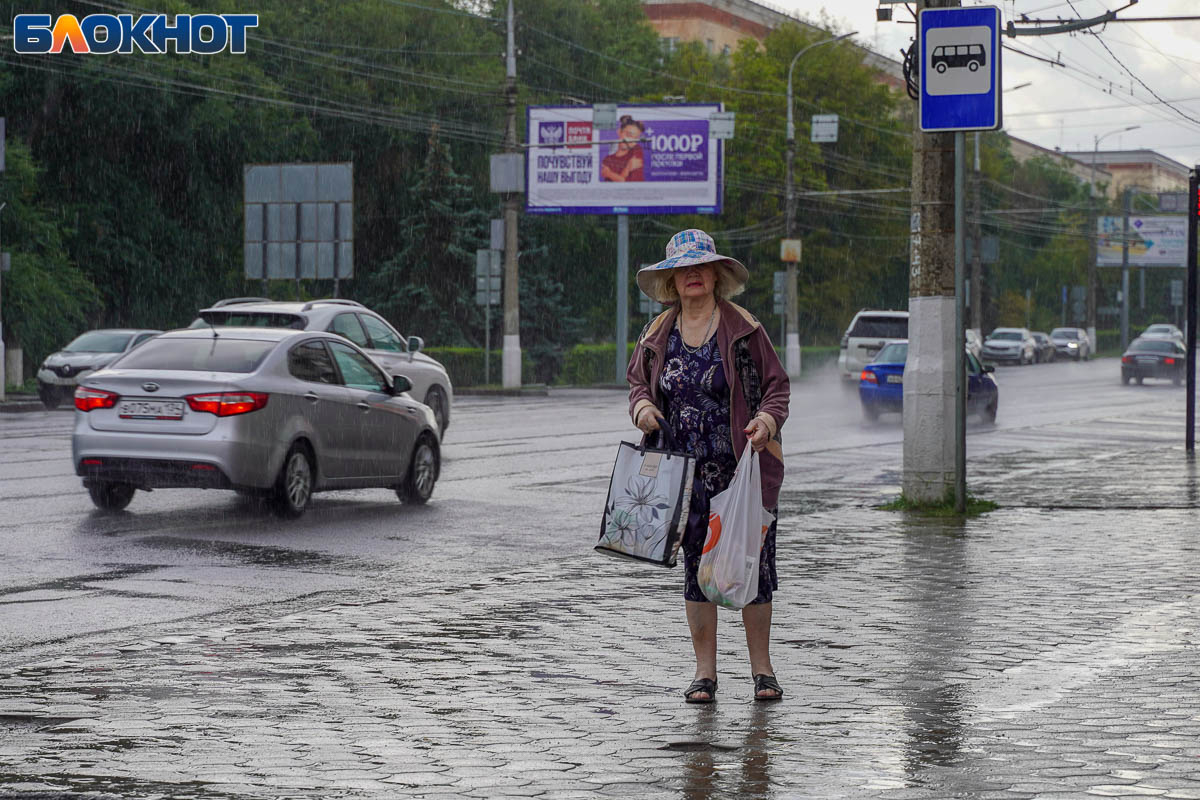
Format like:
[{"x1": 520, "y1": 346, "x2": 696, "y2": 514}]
[
  {"x1": 526, "y1": 104, "x2": 723, "y2": 215},
  {"x1": 1097, "y1": 215, "x2": 1188, "y2": 267}
]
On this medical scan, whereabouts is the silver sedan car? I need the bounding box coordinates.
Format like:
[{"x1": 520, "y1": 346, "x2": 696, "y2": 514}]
[{"x1": 72, "y1": 328, "x2": 440, "y2": 517}]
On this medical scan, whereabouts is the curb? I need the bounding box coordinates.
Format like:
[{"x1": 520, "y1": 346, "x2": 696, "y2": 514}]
[
  {"x1": 0, "y1": 401, "x2": 55, "y2": 413},
  {"x1": 455, "y1": 385, "x2": 550, "y2": 397}
]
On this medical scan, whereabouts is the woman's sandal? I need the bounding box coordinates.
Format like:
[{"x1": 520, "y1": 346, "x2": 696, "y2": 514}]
[
  {"x1": 753, "y1": 673, "x2": 783, "y2": 702},
  {"x1": 684, "y1": 677, "x2": 718, "y2": 704}
]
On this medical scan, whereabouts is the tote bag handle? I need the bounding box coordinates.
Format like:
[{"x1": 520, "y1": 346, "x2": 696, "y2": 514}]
[{"x1": 640, "y1": 416, "x2": 679, "y2": 454}]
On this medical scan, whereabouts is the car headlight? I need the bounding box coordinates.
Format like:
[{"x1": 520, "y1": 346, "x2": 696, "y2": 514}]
[{"x1": 1067, "y1": 342, "x2": 1078, "y2": 348}]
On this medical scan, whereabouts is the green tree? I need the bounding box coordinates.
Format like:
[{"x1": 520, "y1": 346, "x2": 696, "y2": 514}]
[{"x1": 0, "y1": 140, "x2": 99, "y2": 372}]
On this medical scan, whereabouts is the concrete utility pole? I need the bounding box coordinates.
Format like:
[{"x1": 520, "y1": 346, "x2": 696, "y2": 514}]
[
  {"x1": 784, "y1": 31, "x2": 855, "y2": 378},
  {"x1": 903, "y1": 0, "x2": 960, "y2": 503},
  {"x1": 501, "y1": 0, "x2": 522, "y2": 388}
]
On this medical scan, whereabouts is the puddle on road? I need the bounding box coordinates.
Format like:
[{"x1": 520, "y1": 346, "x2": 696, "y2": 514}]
[{"x1": 134, "y1": 536, "x2": 361, "y2": 570}]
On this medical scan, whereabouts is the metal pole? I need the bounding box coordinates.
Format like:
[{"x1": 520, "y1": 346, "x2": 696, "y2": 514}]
[
  {"x1": 1121, "y1": 188, "x2": 1131, "y2": 351},
  {"x1": 485, "y1": 296, "x2": 491, "y2": 386},
  {"x1": 1187, "y1": 167, "x2": 1198, "y2": 452},
  {"x1": 970, "y1": 131, "x2": 983, "y2": 332},
  {"x1": 954, "y1": 132, "x2": 967, "y2": 513},
  {"x1": 616, "y1": 214, "x2": 629, "y2": 384},
  {"x1": 783, "y1": 31, "x2": 854, "y2": 379}
]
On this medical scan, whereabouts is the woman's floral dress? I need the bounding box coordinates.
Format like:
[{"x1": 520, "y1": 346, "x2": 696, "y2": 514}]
[{"x1": 659, "y1": 326, "x2": 776, "y2": 604}]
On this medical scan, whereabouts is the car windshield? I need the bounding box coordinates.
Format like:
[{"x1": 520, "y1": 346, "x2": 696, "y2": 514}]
[
  {"x1": 113, "y1": 337, "x2": 276, "y2": 372},
  {"x1": 1131, "y1": 339, "x2": 1178, "y2": 354},
  {"x1": 195, "y1": 311, "x2": 306, "y2": 329},
  {"x1": 1145, "y1": 326, "x2": 1174, "y2": 334},
  {"x1": 62, "y1": 331, "x2": 133, "y2": 353},
  {"x1": 990, "y1": 331, "x2": 1022, "y2": 341},
  {"x1": 849, "y1": 316, "x2": 908, "y2": 339},
  {"x1": 874, "y1": 342, "x2": 908, "y2": 363},
  {"x1": 1050, "y1": 329, "x2": 1076, "y2": 339}
]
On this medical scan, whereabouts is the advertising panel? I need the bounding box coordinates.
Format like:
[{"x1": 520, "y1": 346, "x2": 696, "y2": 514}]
[
  {"x1": 526, "y1": 104, "x2": 723, "y2": 215},
  {"x1": 1097, "y1": 216, "x2": 1188, "y2": 267}
]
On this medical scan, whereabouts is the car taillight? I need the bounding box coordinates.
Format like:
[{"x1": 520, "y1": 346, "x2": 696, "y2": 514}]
[
  {"x1": 74, "y1": 387, "x2": 119, "y2": 412},
  {"x1": 1121, "y1": 356, "x2": 1133, "y2": 364},
  {"x1": 1165, "y1": 358, "x2": 1176, "y2": 365},
  {"x1": 185, "y1": 392, "x2": 269, "y2": 417},
  {"x1": 860, "y1": 370, "x2": 877, "y2": 384}
]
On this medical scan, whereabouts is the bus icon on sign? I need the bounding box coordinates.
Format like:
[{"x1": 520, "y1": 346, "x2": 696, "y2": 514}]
[{"x1": 932, "y1": 44, "x2": 985, "y2": 73}]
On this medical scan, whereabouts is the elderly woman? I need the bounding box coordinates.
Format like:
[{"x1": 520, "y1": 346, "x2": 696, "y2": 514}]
[{"x1": 627, "y1": 229, "x2": 790, "y2": 703}]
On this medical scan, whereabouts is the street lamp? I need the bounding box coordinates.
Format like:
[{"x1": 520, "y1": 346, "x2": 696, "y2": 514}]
[
  {"x1": 783, "y1": 30, "x2": 856, "y2": 377},
  {"x1": 1088, "y1": 125, "x2": 1140, "y2": 351}
]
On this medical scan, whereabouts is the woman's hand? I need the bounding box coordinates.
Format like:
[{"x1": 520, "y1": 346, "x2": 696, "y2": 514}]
[
  {"x1": 636, "y1": 406, "x2": 662, "y2": 434},
  {"x1": 744, "y1": 418, "x2": 770, "y2": 452}
]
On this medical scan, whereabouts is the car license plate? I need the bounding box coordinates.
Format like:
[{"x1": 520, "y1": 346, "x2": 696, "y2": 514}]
[
  {"x1": 1137, "y1": 356, "x2": 1158, "y2": 364},
  {"x1": 118, "y1": 400, "x2": 185, "y2": 420},
  {"x1": 886, "y1": 374, "x2": 903, "y2": 384}
]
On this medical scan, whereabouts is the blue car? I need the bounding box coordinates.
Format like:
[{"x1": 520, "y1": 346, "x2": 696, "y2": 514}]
[{"x1": 858, "y1": 340, "x2": 999, "y2": 423}]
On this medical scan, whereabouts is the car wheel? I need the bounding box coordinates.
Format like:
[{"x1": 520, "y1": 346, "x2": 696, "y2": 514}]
[
  {"x1": 861, "y1": 403, "x2": 880, "y2": 423},
  {"x1": 39, "y1": 384, "x2": 62, "y2": 410},
  {"x1": 1122, "y1": 372, "x2": 1130, "y2": 385},
  {"x1": 397, "y1": 433, "x2": 439, "y2": 504},
  {"x1": 1136, "y1": 377, "x2": 1144, "y2": 385},
  {"x1": 273, "y1": 443, "x2": 314, "y2": 518},
  {"x1": 424, "y1": 386, "x2": 447, "y2": 436},
  {"x1": 984, "y1": 398, "x2": 998, "y2": 424},
  {"x1": 1174, "y1": 375, "x2": 1183, "y2": 387},
  {"x1": 87, "y1": 481, "x2": 135, "y2": 511}
]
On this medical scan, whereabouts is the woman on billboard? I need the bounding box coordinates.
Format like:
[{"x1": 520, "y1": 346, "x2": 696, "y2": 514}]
[{"x1": 601, "y1": 115, "x2": 646, "y2": 182}]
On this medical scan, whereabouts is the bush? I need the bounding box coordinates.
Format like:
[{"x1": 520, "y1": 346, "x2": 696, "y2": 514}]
[
  {"x1": 423, "y1": 347, "x2": 534, "y2": 388},
  {"x1": 560, "y1": 343, "x2": 638, "y2": 385}
]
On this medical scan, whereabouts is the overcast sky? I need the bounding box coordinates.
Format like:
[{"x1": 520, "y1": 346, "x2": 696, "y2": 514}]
[{"x1": 774, "y1": 0, "x2": 1200, "y2": 171}]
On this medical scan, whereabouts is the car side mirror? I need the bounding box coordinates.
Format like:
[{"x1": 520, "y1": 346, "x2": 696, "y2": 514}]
[
  {"x1": 392, "y1": 375, "x2": 413, "y2": 395},
  {"x1": 983, "y1": 364, "x2": 995, "y2": 373},
  {"x1": 407, "y1": 335, "x2": 423, "y2": 362}
]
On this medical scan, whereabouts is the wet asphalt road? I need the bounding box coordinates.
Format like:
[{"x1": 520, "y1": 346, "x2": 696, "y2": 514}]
[
  {"x1": 2, "y1": 356, "x2": 1200, "y2": 798},
  {"x1": 0, "y1": 356, "x2": 1185, "y2": 664}
]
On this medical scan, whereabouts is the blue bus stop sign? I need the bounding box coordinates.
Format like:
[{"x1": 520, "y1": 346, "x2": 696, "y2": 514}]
[{"x1": 919, "y1": 6, "x2": 1002, "y2": 132}]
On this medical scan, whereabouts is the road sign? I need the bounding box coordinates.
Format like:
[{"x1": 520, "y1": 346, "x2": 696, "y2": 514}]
[
  {"x1": 243, "y1": 162, "x2": 353, "y2": 280},
  {"x1": 919, "y1": 6, "x2": 1002, "y2": 132},
  {"x1": 475, "y1": 248, "x2": 501, "y2": 306},
  {"x1": 811, "y1": 114, "x2": 838, "y2": 143},
  {"x1": 773, "y1": 271, "x2": 787, "y2": 315}
]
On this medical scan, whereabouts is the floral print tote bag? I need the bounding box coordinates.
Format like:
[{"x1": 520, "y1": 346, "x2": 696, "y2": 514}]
[{"x1": 596, "y1": 424, "x2": 695, "y2": 567}]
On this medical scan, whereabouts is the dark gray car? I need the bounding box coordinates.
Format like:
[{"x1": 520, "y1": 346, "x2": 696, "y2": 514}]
[
  {"x1": 37, "y1": 329, "x2": 162, "y2": 409},
  {"x1": 71, "y1": 328, "x2": 440, "y2": 517}
]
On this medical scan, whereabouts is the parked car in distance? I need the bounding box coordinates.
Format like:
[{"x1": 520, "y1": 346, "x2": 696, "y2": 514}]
[
  {"x1": 1121, "y1": 337, "x2": 1186, "y2": 386},
  {"x1": 858, "y1": 340, "x2": 998, "y2": 423},
  {"x1": 1141, "y1": 323, "x2": 1184, "y2": 344},
  {"x1": 982, "y1": 327, "x2": 1037, "y2": 365},
  {"x1": 1030, "y1": 332, "x2": 1056, "y2": 363},
  {"x1": 837, "y1": 309, "x2": 908, "y2": 381},
  {"x1": 193, "y1": 298, "x2": 452, "y2": 436},
  {"x1": 1050, "y1": 327, "x2": 1091, "y2": 361},
  {"x1": 72, "y1": 328, "x2": 441, "y2": 517},
  {"x1": 37, "y1": 329, "x2": 162, "y2": 410},
  {"x1": 965, "y1": 328, "x2": 983, "y2": 361}
]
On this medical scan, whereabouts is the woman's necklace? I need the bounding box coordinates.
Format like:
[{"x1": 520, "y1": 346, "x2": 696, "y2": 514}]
[{"x1": 678, "y1": 305, "x2": 717, "y2": 354}]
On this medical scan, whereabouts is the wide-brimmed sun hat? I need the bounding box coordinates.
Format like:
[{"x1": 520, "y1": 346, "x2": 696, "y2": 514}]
[{"x1": 636, "y1": 229, "x2": 749, "y2": 300}]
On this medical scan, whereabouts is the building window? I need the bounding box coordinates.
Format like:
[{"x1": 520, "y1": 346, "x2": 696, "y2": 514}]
[
  {"x1": 722, "y1": 44, "x2": 731, "y2": 57},
  {"x1": 706, "y1": 38, "x2": 714, "y2": 54},
  {"x1": 660, "y1": 36, "x2": 678, "y2": 54}
]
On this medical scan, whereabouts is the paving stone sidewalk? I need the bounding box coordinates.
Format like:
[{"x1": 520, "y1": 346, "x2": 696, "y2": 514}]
[{"x1": 2, "y1": 445, "x2": 1199, "y2": 799}]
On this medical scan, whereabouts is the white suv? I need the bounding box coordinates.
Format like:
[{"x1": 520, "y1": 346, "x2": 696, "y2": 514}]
[
  {"x1": 838, "y1": 310, "x2": 909, "y2": 381},
  {"x1": 193, "y1": 298, "x2": 453, "y2": 436}
]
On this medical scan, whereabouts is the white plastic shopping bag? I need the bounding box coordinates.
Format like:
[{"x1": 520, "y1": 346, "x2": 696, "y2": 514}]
[{"x1": 697, "y1": 441, "x2": 776, "y2": 610}]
